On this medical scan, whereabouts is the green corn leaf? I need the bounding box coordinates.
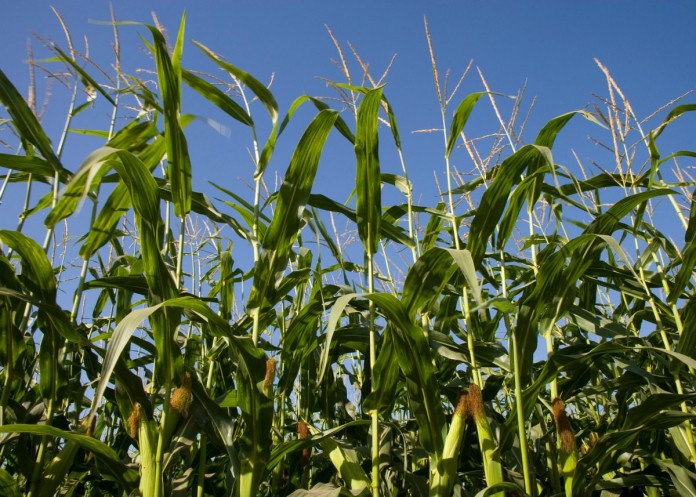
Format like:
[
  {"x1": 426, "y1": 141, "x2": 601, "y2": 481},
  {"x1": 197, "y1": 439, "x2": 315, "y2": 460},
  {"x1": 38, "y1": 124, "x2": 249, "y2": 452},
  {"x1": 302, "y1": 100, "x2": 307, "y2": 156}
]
[
  {"x1": 366, "y1": 293, "x2": 446, "y2": 458},
  {"x1": 446, "y1": 92, "x2": 487, "y2": 159},
  {"x1": 182, "y1": 69, "x2": 253, "y2": 126},
  {"x1": 308, "y1": 193, "x2": 415, "y2": 248},
  {"x1": 249, "y1": 108, "x2": 338, "y2": 308},
  {"x1": 191, "y1": 385, "x2": 240, "y2": 481},
  {"x1": 534, "y1": 111, "x2": 578, "y2": 148},
  {"x1": 355, "y1": 87, "x2": 383, "y2": 256},
  {"x1": 46, "y1": 121, "x2": 160, "y2": 228},
  {"x1": 0, "y1": 264, "x2": 27, "y2": 378},
  {"x1": 675, "y1": 296, "x2": 696, "y2": 372},
  {"x1": 0, "y1": 230, "x2": 56, "y2": 303},
  {"x1": 361, "y1": 330, "x2": 400, "y2": 414},
  {"x1": 45, "y1": 147, "x2": 118, "y2": 227},
  {"x1": 472, "y1": 482, "x2": 528, "y2": 497},
  {"x1": 468, "y1": 145, "x2": 552, "y2": 266},
  {"x1": 83, "y1": 275, "x2": 149, "y2": 295},
  {"x1": 89, "y1": 305, "x2": 159, "y2": 419},
  {"x1": 422, "y1": 202, "x2": 448, "y2": 252},
  {"x1": 0, "y1": 155, "x2": 54, "y2": 177},
  {"x1": 497, "y1": 164, "x2": 551, "y2": 251},
  {"x1": 194, "y1": 40, "x2": 277, "y2": 123},
  {"x1": 0, "y1": 424, "x2": 138, "y2": 492},
  {"x1": 401, "y1": 247, "x2": 460, "y2": 320},
  {"x1": 51, "y1": 45, "x2": 116, "y2": 106},
  {"x1": 280, "y1": 94, "x2": 354, "y2": 143},
  {"x1": 38, "y1": 439, "x2": 83, "y2": 497},
  {"x1": 193, "y1": 40, "x2": 279, "y2": 176},
  {"x1": 107, "y1": 150, "x2": 176, "y2": 299},
  {"x1": 381, "y1": 173, "x2": 411, "y2": 195},
  {"x1": 652, "y1": 103, "x2": 696, "y2": 141},
  {"x1": 332, "y1": 83, "x2": 401, "y2": 149},
  {"x1": 146, "y1": 16, "x2": 192, "y2": 217},
  {"x1": 37, "y1": 315, "x2": 66, "y2": 404},
  {"x1": 660, "y1": 461, "x2": 696, "y2": 497},
  {"x1": 79, "y1": 136, "x2": 166, "y2": 258},
  {"x1": 158, "y1": 181, "x2": 252, "y2": 241},
  {"x1": 670, "y1": 191, "x2": 696, "y2": 303},
  {"x1": 0, "y1": 467, "x2": 19, "y2": 497},
  {"x1": 267, "y1": 420, "x2": 370, "y2": 471},
  {"x1": 0, "y1": 69, "x2": 65, "y2": 177},
  {"x1": 381, "y1": 94, "x2": 402, "y2": 151},
  {"x1": 314, "y1": 430, "x2": 370, "y2": 493},
  {"x1": 318, "y1": 293, "x2": 357, "y2": 385}
]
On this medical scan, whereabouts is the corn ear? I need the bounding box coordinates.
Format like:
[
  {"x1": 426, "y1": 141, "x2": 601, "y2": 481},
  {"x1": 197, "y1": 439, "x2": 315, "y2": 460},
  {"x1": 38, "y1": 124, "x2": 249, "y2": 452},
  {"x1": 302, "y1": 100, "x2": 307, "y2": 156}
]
[
  {"x1": 298, "y1": 420, "x2": 310, "y2": 467},
  {"x1": 130, "y1": 403, "x2": 158, "y2": 497},
  {"x1": 430, "y1": 390, "x2": 470, "y2": 497},
  {"x1": 468, "y1": 384, "x2": 505, "y2": 496},
  {"x1": 170, "y1": 371, "x2": 193, "y2": 417},
  {"x1": 263, "y1": 358, "x2": 276, "y2": 397},
  {"x1": 552, "y1": 398, "x2": 578, "y2": 496}
]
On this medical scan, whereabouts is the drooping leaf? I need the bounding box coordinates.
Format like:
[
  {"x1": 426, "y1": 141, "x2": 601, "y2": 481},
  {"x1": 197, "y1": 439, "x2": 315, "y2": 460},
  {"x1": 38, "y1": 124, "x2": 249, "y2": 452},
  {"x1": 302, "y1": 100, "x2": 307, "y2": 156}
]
[
  {"x1": 0, "y1": 68, "x2": 66, "y2": 177},
  {"x1": 468, "y1": 145, "x2": 552, "y2": 266},
  {"x1": 0, "y1": 424, "x2": 138, "y2": 491},
  {"x1": 193, "y1": 40, "x2": 279, "y2": 175},
  {"x1": 182, "y1": 69, "x2": 253, "y2": 126},
  {"x1": 51, "y1": 44, "x2": 116, "y2": 106}
]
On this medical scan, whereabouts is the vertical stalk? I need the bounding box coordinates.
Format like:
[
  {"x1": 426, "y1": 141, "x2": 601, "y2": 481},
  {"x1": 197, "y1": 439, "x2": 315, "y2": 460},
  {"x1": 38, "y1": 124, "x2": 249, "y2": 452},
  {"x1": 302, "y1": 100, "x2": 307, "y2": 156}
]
[
  {"x1": 153, "y1": 379, "x2": 171, "y2": 497},
  {"x1": 28, "y1": 34, "x2": 80, "y2": 494},
  {"x1": 637, "y1": 247, "x2": 696, "y2": 463},
  {"x1": 71, "y1": 76, "x2": 121, "y2": 321},
  {"x1": 42, "y1": 73, "x2": 78, "y2": 252},
  {"x1": 397, "y1": 149, "x2": 420, "y2": 260},
  {"x1": 175, "y1": 216, "x2": 186, "y2": 284},
  {"x1": 462, "y1": 287, "x2": 482, "y2": 387},
  {"x1": 237, "y1": 81, "x2": 263, "y2": 346},
  {"x1": 197, "y1": 342, "x2": 218, "y2": 497},
  {"x1": 501, "y1": 253, "x2": 534, "y2": 496},
  {"x1": 367, "y1": 252, "x2": 380, "y2": 497},
  {"x1": 511, "y1": 331, "x2": 534, "y2": 496}
]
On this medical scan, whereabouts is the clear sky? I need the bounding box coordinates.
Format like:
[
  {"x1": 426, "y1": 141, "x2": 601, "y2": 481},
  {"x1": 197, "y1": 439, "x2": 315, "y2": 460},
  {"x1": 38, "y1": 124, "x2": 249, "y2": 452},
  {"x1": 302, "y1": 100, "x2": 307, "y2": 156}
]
[{"x1": 1, "y1": 1, "x2": 695, "y2": 245}]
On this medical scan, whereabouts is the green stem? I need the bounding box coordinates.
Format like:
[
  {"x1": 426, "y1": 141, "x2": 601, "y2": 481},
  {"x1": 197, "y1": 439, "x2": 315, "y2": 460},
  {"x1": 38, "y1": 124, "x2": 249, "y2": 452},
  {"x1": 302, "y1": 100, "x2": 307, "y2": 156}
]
[
  {"x1": 176, "y1": 215, "x2": 186, "y2": 285},
  {"x1": 368, "y1": 252, "x2": 379, "y2": 497},
  {"x1": 501, "y1": 252, "x2": 534, "y2": 496},
  {"x1": 512, "y1": 330, "x2": 534, "y2": 496},
  {"x1": 197, "y1": 344, "x2": 217, "y2": 497},
  {"x1": 27, "y1": 398, "x2": 55, "y2": 497},
  {"x1": 153, "y1": 384, "x2": 171, "y2": 497},
  {"x1": 462, "y1": 287, "x2": 482, "y2": 387},
  {"x1": 196, "y1": 434, "x2": 207, "y2": 497}
]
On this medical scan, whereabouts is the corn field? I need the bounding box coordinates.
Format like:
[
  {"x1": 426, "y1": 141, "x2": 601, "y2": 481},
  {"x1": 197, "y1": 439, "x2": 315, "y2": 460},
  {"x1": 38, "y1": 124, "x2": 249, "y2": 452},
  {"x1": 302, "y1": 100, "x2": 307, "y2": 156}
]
[{"x1": 1, "y1": 11, "x2": 696, "y2": 497}]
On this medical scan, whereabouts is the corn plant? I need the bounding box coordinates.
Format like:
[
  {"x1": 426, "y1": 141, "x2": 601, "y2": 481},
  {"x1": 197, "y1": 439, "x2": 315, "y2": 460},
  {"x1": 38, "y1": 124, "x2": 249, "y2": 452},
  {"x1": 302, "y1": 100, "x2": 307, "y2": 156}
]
[{"x1": 1, "y1": 10, "x2": 695, "y2": 497}]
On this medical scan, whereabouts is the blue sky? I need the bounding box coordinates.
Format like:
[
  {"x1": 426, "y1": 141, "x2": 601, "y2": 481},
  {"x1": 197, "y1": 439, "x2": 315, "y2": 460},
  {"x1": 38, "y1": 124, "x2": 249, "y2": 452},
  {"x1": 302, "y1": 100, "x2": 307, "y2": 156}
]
[{"x1": 0, "y1": 1, "x2": 695, "y2": 268}]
